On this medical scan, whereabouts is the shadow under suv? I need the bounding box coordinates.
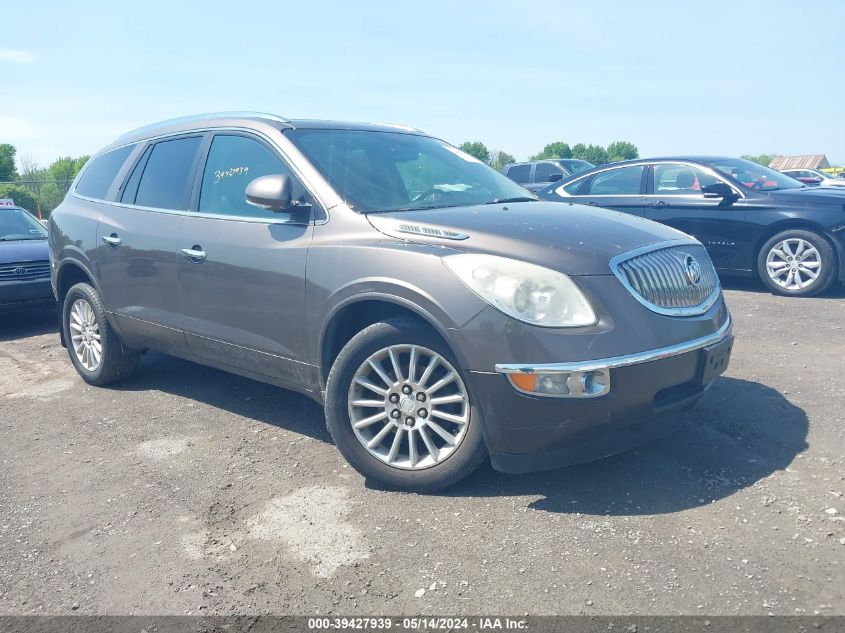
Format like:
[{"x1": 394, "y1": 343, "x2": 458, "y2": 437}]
[{"x1": 50, "y1": 112, "x2": 733, "y2": 491}]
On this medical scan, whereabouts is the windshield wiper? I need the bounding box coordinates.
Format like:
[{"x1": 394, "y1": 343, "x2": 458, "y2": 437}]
[
  {"x1": 0, "y1": 236, "x2": 46, "y2": 241},
  {"x1": 484, "y1": 196, "x2": 537, "y2": 204},
  {"x1": 370, "y1": 204, "x2": 462, "y2": 214}
]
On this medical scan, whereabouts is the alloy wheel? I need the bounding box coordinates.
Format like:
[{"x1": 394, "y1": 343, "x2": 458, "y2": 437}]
[
  {"x1": 765, "y1": 238, "x2": 822, "y2": 291},
  {"x1": 347, "y1": 344, "x2": 469, "y2": 470},
  {"x1": 69, "y1": 298, "x2": 102, "y2": 372}
]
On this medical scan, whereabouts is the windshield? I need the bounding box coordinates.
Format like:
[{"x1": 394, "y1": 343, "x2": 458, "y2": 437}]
[
  {"x1": 286, "y1": 129, "x2": 535, "y2": 213},
  {"x1": 0, "y1": 208, "x2": 48, "y2": 241},
  {"x1": 703, "y1": 158, "x2": 804, "y2": 191},
  {"x1": 558, "y1": 159, "x2": 595, "y2": 175}
]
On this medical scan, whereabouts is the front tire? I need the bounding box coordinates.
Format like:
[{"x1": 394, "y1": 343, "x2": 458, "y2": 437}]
[
  {"x1": 62, "y1": 282, "x2": 140, "y2": 385},
  {"x1": 325, "y1": 317, "x2": 487, "y2": 492},
  {"x1": 757, "y1": 229, "x2": 837, "y2": 297}
]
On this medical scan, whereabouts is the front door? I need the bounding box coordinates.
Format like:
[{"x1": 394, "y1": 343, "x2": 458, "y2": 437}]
[
  {"x1": 643, "y1": 163, "x2": 752, "y2": 272},
  {"x1": 178, "y1": 133, "x2": 315, "y2": 388},
  {"x1": 96, "y1": 135, "x2": 204, "y2": 352}
]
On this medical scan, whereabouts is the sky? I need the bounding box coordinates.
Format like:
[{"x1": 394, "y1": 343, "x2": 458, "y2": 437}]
[{"x1": 2, "y1": 0, "x2": 844, "y2": 168}]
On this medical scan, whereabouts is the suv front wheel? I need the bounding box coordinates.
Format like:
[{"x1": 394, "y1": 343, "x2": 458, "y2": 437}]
[
  {"x1": 62, "y1": 282, "x2": 140, "y2": 385},
  {"x1": 325, "y1": 317, "x2": 487, "y2": 492}
]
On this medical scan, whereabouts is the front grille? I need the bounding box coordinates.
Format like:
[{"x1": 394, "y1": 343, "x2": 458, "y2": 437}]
[
  {"x1": 0, "y1": 261, "x2": 51, "y2": 281},
  {"x1": 611, "y1": 242, "x2": 719, "y2": 316}
]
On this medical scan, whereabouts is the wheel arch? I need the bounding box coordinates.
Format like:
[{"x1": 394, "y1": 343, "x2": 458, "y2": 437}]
[
  {"x1": 319, "y1": 294, "x2": 469, "y2": 387},
  {"x1": 56, "y1": 258, "x2": 98, "y2": 305}
]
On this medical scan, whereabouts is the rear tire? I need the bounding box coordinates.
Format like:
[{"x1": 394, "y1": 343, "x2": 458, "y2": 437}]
[
  {"x1": 325, "y1": 317, "x2": 487, "y2": 492},
  {"x1": 757, "y1": 229, "x2": 836, "y2": 297},
  {"x1": 62, "y1": 282, "x2": 140, "y2": 385}
]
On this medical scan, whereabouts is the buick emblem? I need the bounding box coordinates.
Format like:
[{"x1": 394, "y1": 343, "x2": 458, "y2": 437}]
[
  {"x1": 399, "y1": 396, "x2": 416, "y2": 414},
  {"x1": 683, "y1": 254, "x2": 702, "y2": 286},
  {"x1": 13, "y1": 266, "x2": 27, "y2": 277}
]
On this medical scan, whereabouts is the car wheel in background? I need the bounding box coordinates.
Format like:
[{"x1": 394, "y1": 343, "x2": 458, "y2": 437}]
[
  {"x1": 757, "y1": 229, "x2": 837, "y2": 297},
  {"x1": 62, "y1": 282, "x2": 140, "y2": 385},
  {"x1": 325, "y1": 317, "x2": 487, "y2": 492}
]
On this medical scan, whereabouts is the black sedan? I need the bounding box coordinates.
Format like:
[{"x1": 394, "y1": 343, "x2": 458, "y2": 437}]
[{"x1": 537, "y1": 157, "x2": 845, "y2": 297}]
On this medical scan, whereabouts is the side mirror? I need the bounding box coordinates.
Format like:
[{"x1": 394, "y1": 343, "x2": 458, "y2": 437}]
[
  {"x1": 548, "y1": 173, "x2": 563, "y2": 183},
  {"x1": 245, "y1": 174, "x2": 295, "y2": 212},
  {"x1": 701, "y1": 182, "x2": 736, "y2": 199}
]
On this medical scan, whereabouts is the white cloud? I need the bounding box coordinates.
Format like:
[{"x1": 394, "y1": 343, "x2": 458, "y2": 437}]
[{"x1": 0, "y1": 49, "x2": 37, "y2": 64}]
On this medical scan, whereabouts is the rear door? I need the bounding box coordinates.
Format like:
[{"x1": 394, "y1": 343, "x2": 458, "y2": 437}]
[
  {"x1": 643, "y1": 162, "x2": 752, "y2": 271},
  {"x1": 177, "y1": 132, "x2": 314, "y2": 387},
  {"x1": 96, "y1": 135, "x2": 204, "y2": 351},
  {"x1": 562, "y1": 164, "x2": 649, "y2": 216}
]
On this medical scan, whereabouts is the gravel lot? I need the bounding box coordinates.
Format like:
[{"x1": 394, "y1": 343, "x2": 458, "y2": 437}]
[{"x1": 1, "y1": 280, "x2": 843, "y2": 616}]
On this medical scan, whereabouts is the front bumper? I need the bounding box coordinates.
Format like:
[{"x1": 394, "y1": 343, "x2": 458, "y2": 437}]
[
  {"x1": 468, "y1": 317, "x2": 733, "y2": 474},
  {"x1": 0, "y1": 278, "x2": 55, "y2": 312}
]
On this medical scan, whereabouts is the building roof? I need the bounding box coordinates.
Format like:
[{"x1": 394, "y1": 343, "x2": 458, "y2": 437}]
[{"x1": 769, "y1": 154, "x2": 830, "y2": 170}]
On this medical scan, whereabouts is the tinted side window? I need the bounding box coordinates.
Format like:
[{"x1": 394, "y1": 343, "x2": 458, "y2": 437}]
[
  {"x1": 563, "y1": 179, "x2": 585, "y2": 195},
  {"x1": 506, "y1": 164, "x2": 531, "y2": 183},
  {"x1": 586, "y1": 166, "x2": 645, "y2": 195},
  {"x1": 533, "y1": 163, "x2": 563, "y2": 183},
  {"x1": 75, "y1": 145, "x2": 135, "y2": 200},
  {"x1": 135, "y1": 137, "x2": 203, "y2": 210},
  {"x1": 199, "y1": 135, "x2": 303, "y2": 217}
]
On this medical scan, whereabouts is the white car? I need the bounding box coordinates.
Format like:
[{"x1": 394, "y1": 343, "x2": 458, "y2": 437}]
[{"x1": 781, "y1": 168, "x2": 845, "y2": 187}]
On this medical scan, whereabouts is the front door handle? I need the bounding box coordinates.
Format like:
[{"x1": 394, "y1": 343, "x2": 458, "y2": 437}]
[
  {"x1": 650, "y1": 200, "x2": 670, "y2": 209},
  {"x1": 181, "y1": 246, "x2": 207, "y2": 261},
  {"x1": 101, "y1": 234, "x2": 122, "y2": 247},
  {"x1": 585, "y1": 201, "x2": 599, "y2": 206}
]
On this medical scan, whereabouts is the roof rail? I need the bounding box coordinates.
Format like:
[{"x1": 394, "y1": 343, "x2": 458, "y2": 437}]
[{"x1": 117, "y1": 111, "x2": 291, "y2": 140}]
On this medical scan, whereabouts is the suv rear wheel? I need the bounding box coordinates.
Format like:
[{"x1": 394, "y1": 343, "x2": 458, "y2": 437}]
[
  {"x1": 62, "y1": 282, "x2": 140, "y2": 385},
  {"x1": 325, "y1": 317, "x2": 487, "y2": 492},
  {"x1": 757, "y1": 229, "x2": 837, "y2": 297}
]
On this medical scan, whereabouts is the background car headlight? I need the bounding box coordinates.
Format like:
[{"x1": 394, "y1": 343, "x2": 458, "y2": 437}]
[{"x1": 443, "y1": 254, "x2": 597, "y2": 327}]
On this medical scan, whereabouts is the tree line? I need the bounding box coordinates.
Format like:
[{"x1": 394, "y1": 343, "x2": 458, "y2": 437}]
[
  {"x1": 0, "y1": 143, "x2": 89, "y2": 215},
  {"x1": 458, "y1": 140, "x2": 640, "y2": 170}
]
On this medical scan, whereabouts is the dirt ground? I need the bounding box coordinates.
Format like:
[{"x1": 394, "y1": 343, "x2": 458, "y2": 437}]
[{"x1": 1, "y1": 279, "x2": 843, "y2": 616}]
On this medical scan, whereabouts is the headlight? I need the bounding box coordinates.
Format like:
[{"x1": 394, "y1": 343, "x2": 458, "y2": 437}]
[{"x1": 443, "y1": 254, "x2": 597, "y2": 327}]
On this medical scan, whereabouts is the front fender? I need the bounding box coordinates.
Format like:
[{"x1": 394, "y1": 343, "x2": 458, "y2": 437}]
[{"x1": 307, "y1": 241, "x2": 488, "y2": 373}]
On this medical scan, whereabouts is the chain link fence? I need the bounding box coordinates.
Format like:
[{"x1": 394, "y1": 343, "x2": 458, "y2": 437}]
[{"x1": 0, "y1": 178, "x2": 74, "y2": 217}]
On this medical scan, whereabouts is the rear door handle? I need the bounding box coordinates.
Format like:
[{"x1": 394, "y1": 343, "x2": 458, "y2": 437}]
[
  {"x1": 650, "y1": 200, "x2": 670, "y2": 209},
  {"x1": 101, "y1": 234, "x2": 122, "y2": 247},
  {"x1": 181, "y1": 246, "x2": 207, "y2": 261},
  {"x1": 585, "y1": 201, "x2": 599, "y2": 206}
]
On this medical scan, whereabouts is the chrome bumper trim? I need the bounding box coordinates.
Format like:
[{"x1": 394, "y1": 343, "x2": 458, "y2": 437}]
[{"x1": 495, "y1": 315, "x2": 732, "y2": 375}]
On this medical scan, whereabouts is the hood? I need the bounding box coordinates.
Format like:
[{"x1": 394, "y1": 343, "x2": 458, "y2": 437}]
[
  {"x1": 0, "y1": 238, "x2": 50, "y2": 265},
  {"x1": 366, "y1": 201, "x2": 691, "y2": 275},
  {"x1": 768, "y1": 187, "x2": 845, "y2": 205}
]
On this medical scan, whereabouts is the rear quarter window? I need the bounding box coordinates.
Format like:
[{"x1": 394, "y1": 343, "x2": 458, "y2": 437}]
[{"x1": 75, "y1": 145, "x2": 136, "y2": 200}]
